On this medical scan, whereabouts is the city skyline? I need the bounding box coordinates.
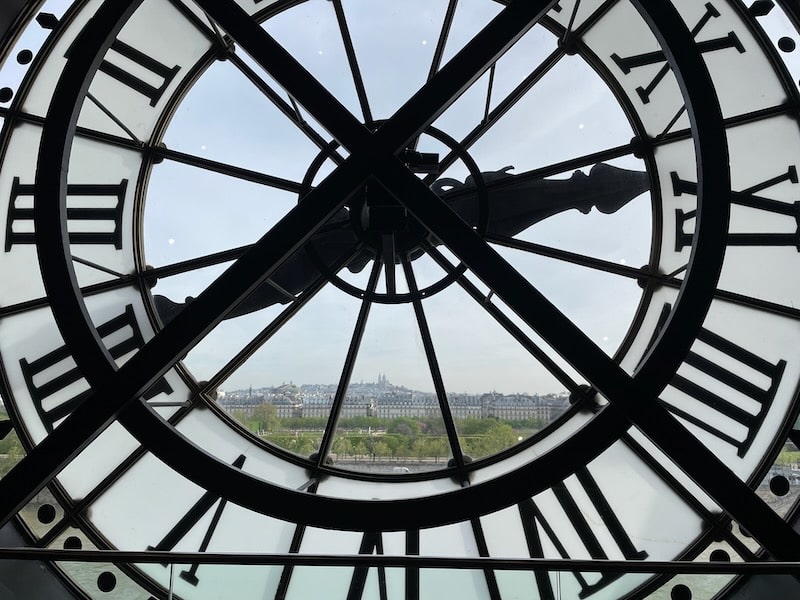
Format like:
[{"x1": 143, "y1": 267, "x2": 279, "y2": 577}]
[{"x1": 218, "y1": 372, "x2": 571, "y2": 399}]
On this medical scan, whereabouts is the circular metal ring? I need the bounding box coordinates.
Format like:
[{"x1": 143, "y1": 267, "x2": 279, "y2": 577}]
[{"x1": 34, "y1": 0, "x2": 729, "y2": 531}]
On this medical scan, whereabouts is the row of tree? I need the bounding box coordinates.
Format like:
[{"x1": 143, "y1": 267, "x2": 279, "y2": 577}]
[
  {"x1": 241, "y1": 404, "x2": 544, "y2": 434},
  {"x1": 260, "y1": 424, "x2": 519, "y2": 461},
  {"x1": 235, "y1": 405, "x2": 528, "y2": 460}
]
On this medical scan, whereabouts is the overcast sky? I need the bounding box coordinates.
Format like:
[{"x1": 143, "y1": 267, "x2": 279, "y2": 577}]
[
  {"x1": 142, "y1": 0, "x2": 649, "y2": 395},
  {"x1": 4, "y1": 0, "x2": 798, "y2": 395}
]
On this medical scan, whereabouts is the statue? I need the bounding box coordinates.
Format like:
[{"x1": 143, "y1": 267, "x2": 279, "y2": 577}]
[{"x1": 153, "y1": 163, "x2": 649, "y2": 323}]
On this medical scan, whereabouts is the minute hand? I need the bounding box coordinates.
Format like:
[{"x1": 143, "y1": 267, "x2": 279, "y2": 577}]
[
  {"x1": 154, "y1": 163, "x2": 649, "y2": 321},
  {"x1": 435, "y1": 162, "x2": 650, "y2": 237}
]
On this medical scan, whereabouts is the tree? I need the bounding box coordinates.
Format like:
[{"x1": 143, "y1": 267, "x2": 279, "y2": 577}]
[
  {"x1": 351, "y1": 441, "x2": 367, "y2": 460},
  {"x1": 332, "y1": 437, "x2": 353, "y2": 458},
  {"x1": 373, "y1": 440, "x2": 391, "y2": 459},
  {"x1": 465, "y1": 422, "x2": 517, "y2": 458},
  {"x1": 293, "y1": 435, "x2": 318, "y2": 456},
  {"x1": 251, "y1": 402, "x2": 280, "y2": 433},
  {"x1": 387, "y1": 417, "x2": 420, "y2": 437},
  {"x1": 411, "y1": 438, "x2": 431, "y2": 461},
  {"x1": 364, "y1": 436, "x2": 378, "y2": 460},
  {"x1": 383, "y1": 435, "x2": 405, "y2": 458}
]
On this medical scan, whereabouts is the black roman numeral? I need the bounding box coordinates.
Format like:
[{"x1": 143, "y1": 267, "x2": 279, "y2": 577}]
[
  {"x1": 348, "y1": 532, "x2": 387, "y2": 600},
  {"x1": 65, "y1": 37, "x2": 180, "y2": 106},
  {"x1": 345, "y1": 530, "x2": 421, "y2": 600},
  {"x1": 98, "y1": 40, "x2": 180, "y2": 106},
  {"x1": 660, "y1": 317, "x2": 785, "y2": 458},
  {"x1": 610, "y1": 3, "x2": 745, "y2": 104},
  {"x1": 20, "y1": 305, "x2": 173, "y2": 431},
  {"x1": 519, "y1": 467, "x2": 647, "y2": 599},
  {"x1": 274, "y1": 480, "x2": 319, "y2": 600},
  {"x1": 5, "y1": 177, "x2": 128, "y2": 251},
  {"x1": 671, "y1": 167, "x2": 800, "y2": 251},
  {"x1": 654, "y1": 304, "x2": 786, "y2": 456},
  {"x1": 148, "y1": 455, "x2": 246, "y2": 585}
]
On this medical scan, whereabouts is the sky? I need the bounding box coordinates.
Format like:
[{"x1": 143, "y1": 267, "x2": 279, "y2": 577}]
[
  {"x1": 2, "y1": 0, "x2": 799, "y2": 396},
  {"x1": 143, "y1": 0, "x2": 649, "y2": 395}
]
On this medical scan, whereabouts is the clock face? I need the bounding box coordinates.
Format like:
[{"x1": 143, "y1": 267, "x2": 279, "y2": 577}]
[{"x1": 1, "y1": 0, "x2": 800, "y2": 598}]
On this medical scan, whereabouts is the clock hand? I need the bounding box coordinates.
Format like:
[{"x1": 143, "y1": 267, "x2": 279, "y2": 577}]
[
  {"x1": 153, "y1": 163, "x2": 648, "y2": 321},
  {"x1": 153, "y1": 208, "x2": 360, "y2": 324},
  {"x1": 433, "y1": 162, "x2": 650, "y2": 237}
]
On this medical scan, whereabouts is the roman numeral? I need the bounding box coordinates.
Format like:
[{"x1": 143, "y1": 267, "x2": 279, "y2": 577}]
[
  {"x1": 657, "y1": 309, "x2": 786, "y2": 457},
  {"x1": 348, "y1": 532, "x2": 387, "y2": 600},
  {"x1": 345, "y1": 530, "x2": 421, "y2": 600},
  {"x1": 98, "y1": 40, "x2": 180, "y2": 106},
  {"x1": 20, "y1": 305, "x2": 173, "y2": 431},
  {"x1": 671, "y1": 167, "x2": 800, "y2": 251},
  {"x1": 148, "y1": 454, "x2": 246, "y2": 585},
  {"x1": 5, "y1": 177, "x2": 128, "y2": 251},
  {"x1": 610, "y1": 3, "x2": 745, "y2": 104},
  {"x1": 274, "y1": 480, "x2": 318, "y2": 600},
  {"x1": 519, "y1": 467, "x2": 646, "y2": 599}
]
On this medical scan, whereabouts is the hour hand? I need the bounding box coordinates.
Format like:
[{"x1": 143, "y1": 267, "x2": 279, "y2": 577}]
[
  {"x1": 153, "y1": 209, "x2": 363, "y2": 324},
  {"x1": 153, "y1": 163, "x2": 648, "y2": 323},
  {"x1": 437, "y1": 162, "x2": 650, "y2": 238}
]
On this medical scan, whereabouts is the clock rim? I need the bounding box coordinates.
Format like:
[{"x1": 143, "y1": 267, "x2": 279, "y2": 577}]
[
  {"x1": 21, "y1": 0, "x2": 741, "y2": 533},
  {"x1": 127, "y1": 0, "x2": 667, "y2": 482},
  {"x1": 0, "y1": 0, "x2": 796, "y2": 596}
]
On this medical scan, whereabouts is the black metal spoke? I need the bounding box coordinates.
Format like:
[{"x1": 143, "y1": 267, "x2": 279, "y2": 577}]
[
  {"x1": 0, "y1": 108, "x2": 143, "y2": 152},
  {"x1": 316, "y1": 259, "x2": 382, "y2": 467},
  {"x1": 197, "y1": 0, "x2": 557, "y2": 155},
  {"x1": 658, "y1": 103, "x2": 794, "y2": 145},
  {"x1": 86, "y1": 91, "x2": 141, "y2": 144},
  {"x1": 428, "y1": 0, "x2": 460, "y2": 82},
  {"x1": 330, "y1": 0, "x2": 373, "y2": 126},
  {"x1": 470, "y1": 515, "x2": 502, "y2": 600},
  {"x1": 425, "y1": 244, "x2": 582, "y2": 394},
  {"x1": 659, "y1": 104, "x2": 687, "y2": 138},
  {"x1": 0, "y1": 277, "x2": 137, "y2": 319},
  {"x1": 210, "y1": 247, "x2": 363, "y2": 391},
  {"x1": 425, "y1": 0, "x2": 616, "y2": 181},
  {"x1": 402, "y1": 256, "x2": 465, "y2": 470},
  {"x1": 661, "y1": 274, "x2": 800, "y2": 322},
  {"x1": 407, "y1": 0, "x2": 460, "y2": 152},
  {"x1": 486, "y1": 233, "x2": 649, "y2": 280},
  {"x1": 482, "y1": 63, "x2": 496, "y2": 124},
  {"x1": 35, "y1": 402, "x2": 197, "y2": 549},
  {"x1": 488, "y1": 233, "x2": 800, "y2": 321},
  {"x1": 621, "y1": 433, "x2": 759, "y2": 562},
  {"x1": 425, "y1": 46, "x2": 565, "y2": 183},
  {"x1": 148, "y1": 243, "x2": 254, "y2": 281},
  {"x1": 227, "y1": 53, "x2": 346, "y2": 165},
  {"x1": 0, "y1": 106, "x2": 307, "y2": 192},
  {"x1": 71, "y1": 255, "x2": 125, "y2": 278},
  {"x1": 561, "y1": 0, "x2": 582, "y2": 43},
  {"x1": 154, "y1": 144, "x2": 304, "y2": 192},
  {"x1": 170, "y1": 0, "x2": 346, "y2": 162},
  {"x1": 165, "y1": 0, "x2": 218, "y2": 45}
]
